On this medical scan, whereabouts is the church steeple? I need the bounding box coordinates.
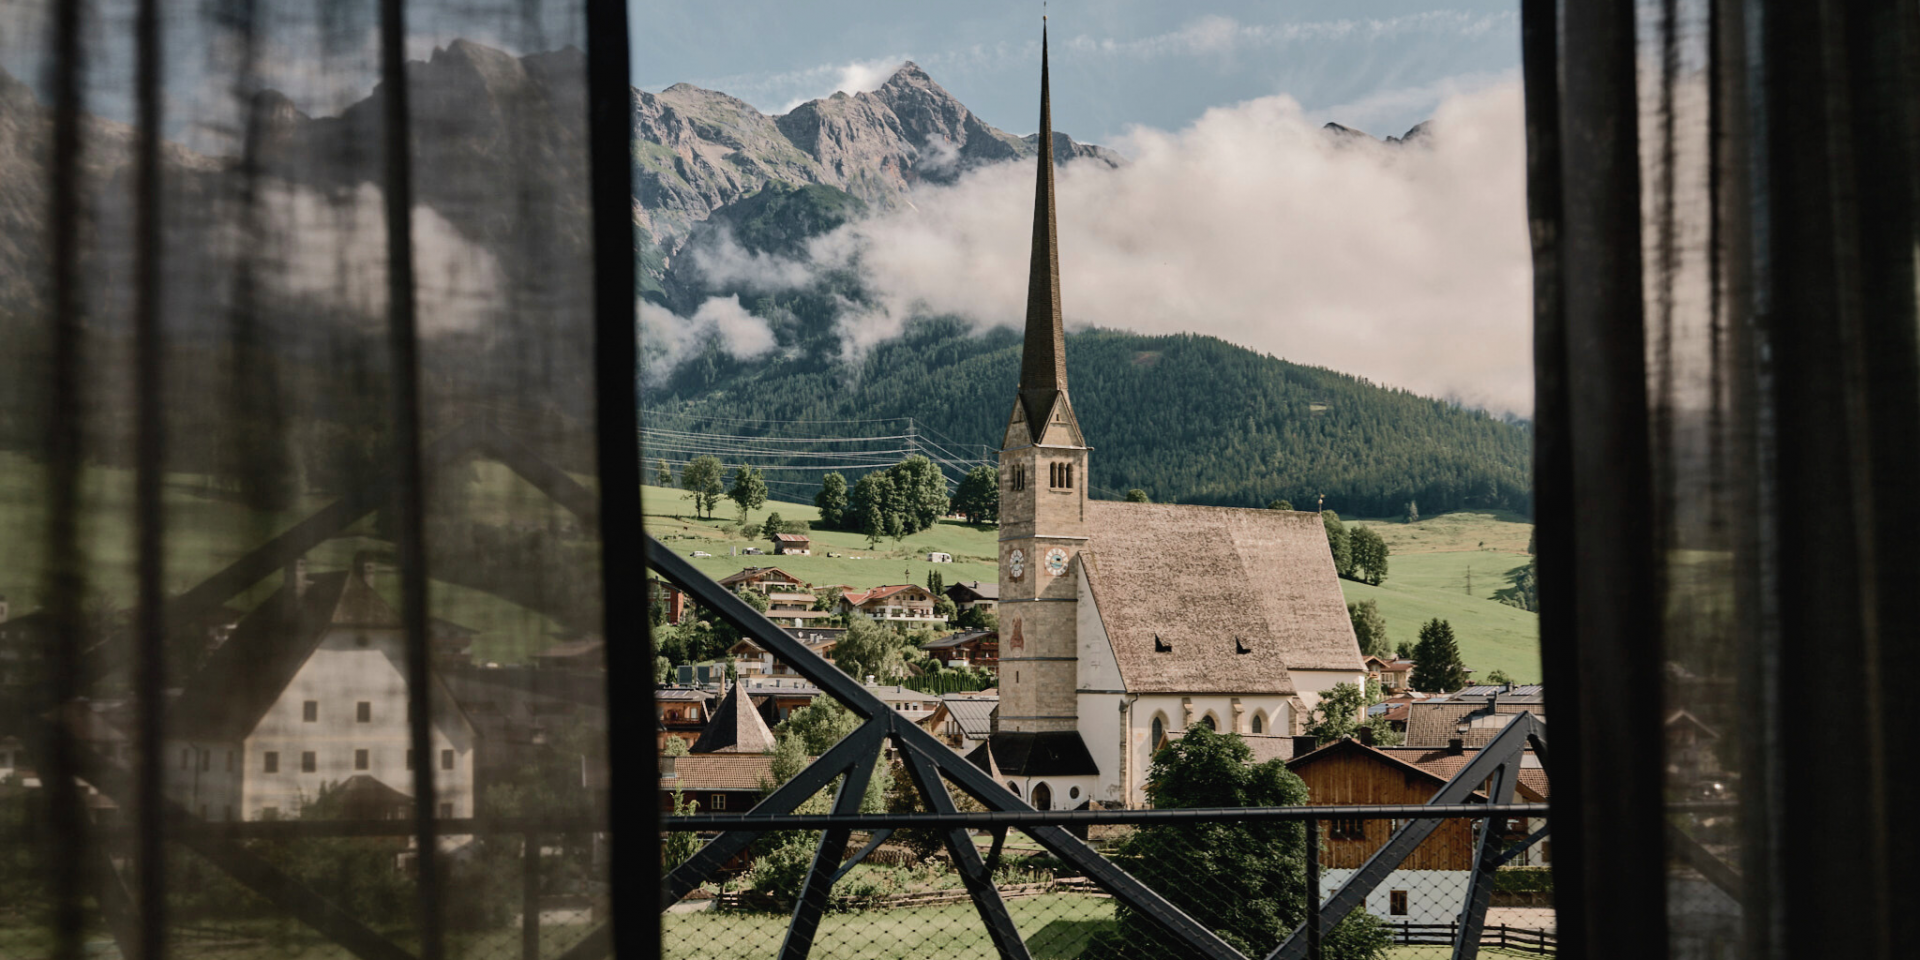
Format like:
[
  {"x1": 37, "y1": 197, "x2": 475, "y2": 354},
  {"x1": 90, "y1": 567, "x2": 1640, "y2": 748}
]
[{"x1": 1018, "y1": 19, "x2": 1067, "y2": 437}]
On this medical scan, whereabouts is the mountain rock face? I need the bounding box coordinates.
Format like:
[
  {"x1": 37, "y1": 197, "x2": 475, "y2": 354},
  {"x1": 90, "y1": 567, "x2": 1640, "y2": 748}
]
[{"x1": 634, "y1": 60, "x2": 1123, "y2": 266}]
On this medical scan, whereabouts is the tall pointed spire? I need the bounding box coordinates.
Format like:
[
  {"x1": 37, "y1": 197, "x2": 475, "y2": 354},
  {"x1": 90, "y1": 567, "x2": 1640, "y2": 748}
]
[{"x1": 1018, "y1": 18, "x2": 1067, "y2": 432}]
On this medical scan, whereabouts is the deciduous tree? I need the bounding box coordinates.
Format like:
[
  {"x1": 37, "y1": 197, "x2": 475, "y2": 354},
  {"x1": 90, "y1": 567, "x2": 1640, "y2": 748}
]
[
  {"x1": 815, "y1": 472, "x2": 849, "y2": 527},
  {"x1": 727, "y1": 465, "x2": 768, "y2": 523},
  {"x1": 681, "y1": 455, "x2": 724, "y2": 519},
  {"x1": 952, "y1": 465, "x2": 1000, "y2": 523},
  {"x1": 1347, "y1": 599, "x2": 1389, "y2": 657},
  {"x1": 1125, "y1": 488, "x2": 1150, "y2": 503},
  {"x1": 1323, "y1": 510, "x2": 1353, "y2": 578}
]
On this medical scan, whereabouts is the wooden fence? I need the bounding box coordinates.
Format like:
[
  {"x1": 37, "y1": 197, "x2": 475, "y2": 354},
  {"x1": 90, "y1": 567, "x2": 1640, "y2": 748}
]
[{"x1": 1389, "y1": 922, "x2": 1556, "y2": 954}]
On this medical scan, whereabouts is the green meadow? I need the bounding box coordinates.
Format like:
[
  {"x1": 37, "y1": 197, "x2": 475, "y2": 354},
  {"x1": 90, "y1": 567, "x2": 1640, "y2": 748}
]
[{"x1": 1342, "y1": 511, "x2": 1541, "y2": 682}]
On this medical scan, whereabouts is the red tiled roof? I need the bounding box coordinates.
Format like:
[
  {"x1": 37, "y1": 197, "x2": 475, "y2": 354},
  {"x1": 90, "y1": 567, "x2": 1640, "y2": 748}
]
[{"x1": 841, "y1": 584, "x2": 923, "y2": 606}]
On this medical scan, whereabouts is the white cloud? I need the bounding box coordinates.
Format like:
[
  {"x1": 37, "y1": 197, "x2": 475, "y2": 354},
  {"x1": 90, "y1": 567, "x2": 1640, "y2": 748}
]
[
  {"x1": 783, "y1": 79, "x2": 1533, "y2": 414},
  {"x1": 640, "y1": 294, "x2": 779, "y2": 376}
]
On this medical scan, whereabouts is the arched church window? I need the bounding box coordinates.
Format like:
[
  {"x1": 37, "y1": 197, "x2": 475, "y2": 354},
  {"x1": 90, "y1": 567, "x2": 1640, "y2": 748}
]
[
  {"x1": 1066, "y1": 464, "x2": 1073, "y2": 488},
  {"x1": 1032, "y1": 782, "x2": 1053, "y2": 811},
  {"x1": 1251, "y1": 712, "x2": 1265, "y2": 734},
  {"x1": 1007, "y1": 781, "x2": 1020, "y2": 798},
  {"x1": 1199, "y1": 714, "x2": 1218, "y2": 731},
  {"x1": 1150, "y1": 715, "x2": 1166, "y2": 750}
]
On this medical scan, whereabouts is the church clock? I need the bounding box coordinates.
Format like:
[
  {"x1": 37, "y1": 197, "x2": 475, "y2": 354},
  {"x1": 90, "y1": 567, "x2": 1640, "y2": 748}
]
[
  {"x1": 1045, "y1": 547, "x2": 1069, "y2": 577},
  {"x1": 1008, "y1": 548, "x2": 1026, "y2": 580}
]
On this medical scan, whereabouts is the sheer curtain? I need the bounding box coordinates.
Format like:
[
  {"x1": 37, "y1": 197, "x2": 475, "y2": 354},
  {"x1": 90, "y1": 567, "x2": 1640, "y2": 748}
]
[
  {"x1": 1529, "y1": 1, "x2": 1919, "y2": 958},
  {"x1": 0, "y1": 1, "x2": 643, "y2": 958}
]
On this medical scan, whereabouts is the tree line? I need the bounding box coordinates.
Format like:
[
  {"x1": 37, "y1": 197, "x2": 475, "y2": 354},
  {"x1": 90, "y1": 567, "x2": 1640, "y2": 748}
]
[{"x1": 645, "y1": 318, "x2": 1532, "y2": 518}]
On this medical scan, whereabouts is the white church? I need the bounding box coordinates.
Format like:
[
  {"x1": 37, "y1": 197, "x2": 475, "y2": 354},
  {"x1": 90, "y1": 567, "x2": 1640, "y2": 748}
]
[{"x1": 967, "y1": 28, "x2": 1367, "y2": 810}]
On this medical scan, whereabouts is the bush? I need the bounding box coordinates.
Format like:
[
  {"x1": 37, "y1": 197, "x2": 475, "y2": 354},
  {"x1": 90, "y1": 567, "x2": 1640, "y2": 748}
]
[
  {"x1": 748, "y1": 832, "x2": 819, "y2": 904},
  {"x1": 1493, "y1": 866, "x2": 1554, "y2": 894}
]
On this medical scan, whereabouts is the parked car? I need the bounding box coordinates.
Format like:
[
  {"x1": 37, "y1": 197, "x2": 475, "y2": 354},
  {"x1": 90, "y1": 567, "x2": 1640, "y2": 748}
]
[{"x1": 690, "y1": 551, "x2": 712, "y2": 558}]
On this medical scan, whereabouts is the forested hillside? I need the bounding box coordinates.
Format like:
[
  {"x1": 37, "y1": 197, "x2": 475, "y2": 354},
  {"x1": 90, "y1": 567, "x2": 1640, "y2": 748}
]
[{"x1": 645, "y1": 318, "x2": 1531, "y2": 517}]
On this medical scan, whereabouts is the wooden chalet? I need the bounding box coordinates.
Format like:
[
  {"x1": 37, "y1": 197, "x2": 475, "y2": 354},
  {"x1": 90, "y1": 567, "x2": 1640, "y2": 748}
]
[
  {"x1": 655, "y1": 687, "x2": 711, "y2": 751},
  {"x1": 920, "y1": 629, "x2": 999, "y2": 673}
]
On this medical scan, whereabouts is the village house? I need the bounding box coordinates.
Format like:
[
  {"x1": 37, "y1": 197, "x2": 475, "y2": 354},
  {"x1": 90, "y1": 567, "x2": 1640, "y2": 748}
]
[
  {"x1": 929, "y1": 693, "x2": 998, "y2": 751},
  {"x1": 1288, "y1": 736, "x2": 1550, "y2": 925},
  {"x1": 655, "y1": 687, "x2": 711, "y2": 751},
  {"x1": 769, "y1": 532, "x2": 812, "y2": 556},
  {"x1": 920, "y1": 629, "x2": 999, "y2": 673},
  {"x1": 839, "y1": 585, "x2": 948, "y2": 629},
  {"x1": 866, "y1": 684, "x2": 944, "y2": 735},
  {"x1": 742, "y1": 679, "x2": 821, "y2": 726},
  {"x1": 718, "y1": 566, "x2": 808, "y2": 595},
  {"x1": 1404, "y1": 685, "x2": 1545, "y2": 749},
  {"x1": 659, "y1": 753, "x2": 776, "y2": 816},
  {"x1": 944, "y1": 580, "x2": 999, "y2": 615},
  {"x1": 1364, "y1": 655, "x2": 1416, "y2": 695},
  {"x1": 165, "y1": 560, "x2": 478, "y2": 822},
  {"x1": 969, "y1": 43, "x2": 1366, "y2": 810},
  {"x1": 649, "y1": 577, "x2": 687, "y2": 625},
  {"x1": 729, "y1": 631, "x2": 838, "y2": 678}
]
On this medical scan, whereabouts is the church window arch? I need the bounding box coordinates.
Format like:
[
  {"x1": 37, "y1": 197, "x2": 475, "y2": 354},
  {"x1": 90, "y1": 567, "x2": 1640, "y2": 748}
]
[
  {"x1": 1150, "y1": 714, "x2": 1168, "y2": 751},
  {"x1": 1032, "y1": 782, "x2": 1053, "y2": 811},
  {"x1": 1251, "y1": 711, "x2": 1265, "y2": 734},
  {"x1": 1198, "y1": 713, "x2": 1219, "y2": 732},
  {"x1": 1007, "y1": 781, "x2": 1020, "y2": 798}
]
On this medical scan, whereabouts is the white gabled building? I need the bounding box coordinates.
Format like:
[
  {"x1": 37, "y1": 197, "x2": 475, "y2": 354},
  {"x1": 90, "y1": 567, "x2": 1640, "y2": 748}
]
[{"x1": 166, "y1": 561, "x2": 477, "y2": 822}]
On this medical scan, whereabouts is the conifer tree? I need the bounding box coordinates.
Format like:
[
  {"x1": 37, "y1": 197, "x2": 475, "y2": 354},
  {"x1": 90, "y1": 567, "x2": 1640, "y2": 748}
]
[{"x1": 1412, "y1": 619, "x2": 1468, "y2": 693}]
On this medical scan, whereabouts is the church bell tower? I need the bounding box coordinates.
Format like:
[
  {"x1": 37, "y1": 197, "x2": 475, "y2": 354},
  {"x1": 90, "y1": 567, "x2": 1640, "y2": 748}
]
[{"x1": 997, "y1": 20, "x2": 1089, "y2": 735}]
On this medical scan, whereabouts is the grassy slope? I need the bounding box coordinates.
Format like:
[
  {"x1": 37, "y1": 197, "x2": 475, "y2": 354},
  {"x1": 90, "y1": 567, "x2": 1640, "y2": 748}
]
[
  {"x1": 642, "y1": 484, "x2": 999, "y2": 590},
  {"x1": 1339, "y1": 511, "x2": 1541, "y2": 682}
]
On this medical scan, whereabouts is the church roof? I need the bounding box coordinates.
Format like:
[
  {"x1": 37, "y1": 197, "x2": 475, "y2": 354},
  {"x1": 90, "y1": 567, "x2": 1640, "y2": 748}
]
[
  {"x1": 1080, "y1": 502, "x2": 1363, "y2": 694},
  {"x1": 690, "y1": 683, "x2": 776, "y2": 754},
  {"x1": 968, "y1": 730, "x2": 1099, "y2": 777}
]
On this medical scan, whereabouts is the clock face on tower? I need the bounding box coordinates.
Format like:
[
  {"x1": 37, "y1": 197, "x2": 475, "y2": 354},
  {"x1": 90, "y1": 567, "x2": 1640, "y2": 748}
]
[
  {"x1": 1008, "y1": 549, "x2": 1026, "y2": 580},
  {"x1": 1046, "y1": 547, "x2": 1069, "y2": 577}
]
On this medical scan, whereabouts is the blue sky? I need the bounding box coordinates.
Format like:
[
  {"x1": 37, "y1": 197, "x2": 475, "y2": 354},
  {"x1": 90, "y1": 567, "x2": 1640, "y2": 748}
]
[{"x1": 632, "y1": 1, "x2": 1520, "y2": 145}]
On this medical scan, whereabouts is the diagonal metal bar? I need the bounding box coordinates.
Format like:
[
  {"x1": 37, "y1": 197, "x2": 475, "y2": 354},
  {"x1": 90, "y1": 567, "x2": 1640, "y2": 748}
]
[
  {"x1": 659, "y1": 716, "x2": 890, "y2": 908},
  {"x1": 1268, "y1": 713, "x2": 1543, "y2": 960},
  {"x1": 899, "y1": 734, "x2": 1033, "y2": 960},
  {"x1": 71, "y1": 742, "x2": 416, "y2": 960},
  {"x1": 777, "y1": 722, "x2": 885, "y2": 960},
  {"x1": 829, "y1": 829, "x2": 896, "y2": 885},
  {"x1": 1494, "y1": 824, "x2": 1551, "y2": 868},
  {"x1": 1454, "y1": 755, "x2": 1519, "y2": 960},
  {"x1": 1666, "y1": 820, "x2": 1741, "y2": 902}
]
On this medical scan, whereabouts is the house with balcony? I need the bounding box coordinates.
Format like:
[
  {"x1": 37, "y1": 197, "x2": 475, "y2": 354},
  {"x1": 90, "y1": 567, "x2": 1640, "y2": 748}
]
[
  {"x1": 1363, "y1": 655, "x2": 1416, "y2": 694},
  {"x1": 718, "y1": 566, "x2": 808, "y2": 595},
  {"x1": 920, "y1": 630, "x2": 999, "y2": 673},
  {"x1": 839, "y1": 585, "x2": 947, "y2": 629},
  {"x1": 655, "y1": 687, "x2": 711, "y2": 751},
  {"x1": 728, "y1": 632, "x2": 838, "y2": 678}
]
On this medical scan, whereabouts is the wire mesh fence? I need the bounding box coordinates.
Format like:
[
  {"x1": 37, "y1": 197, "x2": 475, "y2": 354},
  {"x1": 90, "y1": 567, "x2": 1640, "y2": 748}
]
[{"x1": 662, "y1": 810, "x2": 1559, "y2": 960}]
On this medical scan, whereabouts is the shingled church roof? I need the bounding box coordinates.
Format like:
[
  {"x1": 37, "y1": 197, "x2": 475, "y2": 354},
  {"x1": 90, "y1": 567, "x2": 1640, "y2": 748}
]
[
  {"x1": 690, "y1": 682, "x2": 776, "y2": 754},
  {"x1": 1080, "y1": 502, "x2": 1363, "y2": 694}
]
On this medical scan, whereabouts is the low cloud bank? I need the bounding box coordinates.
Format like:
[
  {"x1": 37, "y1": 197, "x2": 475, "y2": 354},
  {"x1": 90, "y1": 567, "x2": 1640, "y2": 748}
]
[{"x1": 677, "y1": 81, "x2": 1533, "y2": 414}]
